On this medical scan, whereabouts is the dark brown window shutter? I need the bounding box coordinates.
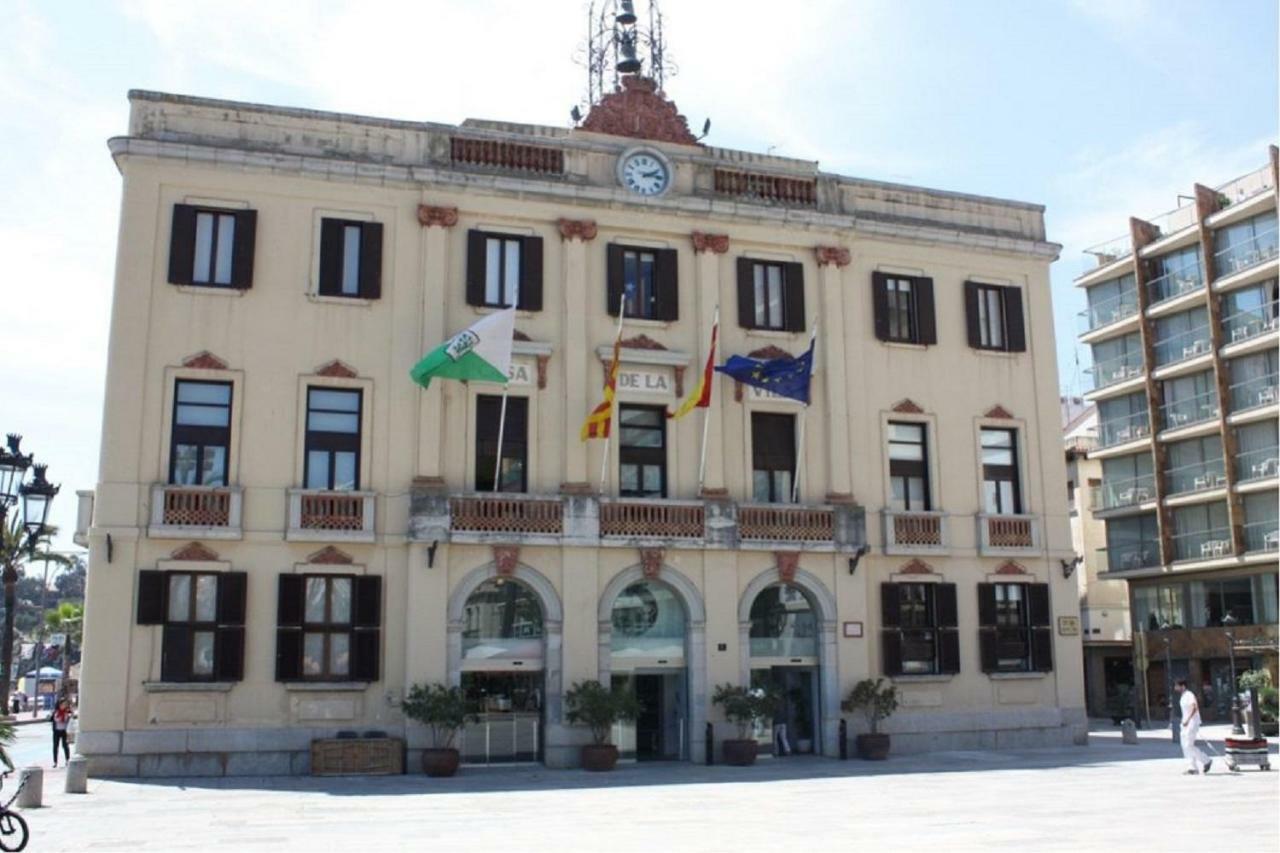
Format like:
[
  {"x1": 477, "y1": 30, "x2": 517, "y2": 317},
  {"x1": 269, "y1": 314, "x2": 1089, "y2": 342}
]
[
  {"x1": 359, "y1": 222, "x2": 383, "y2": 299},
  {"x1": 318, "y1": 219, "x2": 343, "y2": 296},
  {"x1": 230, "y1": 209, "x2": 257, "y2": 289},
  {"x1": 215, "y1": 627, "x2": 245, "y2": 681},
  {"x1": 217, "y1": 571, "x2": 248, "y2": 626},
  {"x1": 354, "y1": 576, "x2": 383, "y2": 628},
  {"x1": 137, "y1": 570, "x2": 167, "y2": 625},
  {"x1": 881, "y1": 630, "x2": 904, "y2": 677},
  {"x1": 654, "y1": 248, "x2": 679, "y2": 321},
  {"x1": 275, "y1": 628, "x2": 302, "y2": 681},
  {"x1": 783, "y1": 262, "x2": 806, "y2": 332},
  {"x1": 736, "y1": 257, "x2": 755, "y2": 329},
  {"x1": 935, "y1": 583, "x2": 958, "y2": 629},
  {"x1": 938, "y1": 629, "x2": 960, "y2": 675},
  {"x1": 916, "y1": 277, "x2": 937, "y2": 345},
  {"x1": 161, "y1": 625, "x2": 192, "y2": 681},
  {"x1": 979, "y1": 628, "x2": 998, "y2": 673},
  {"x1": 1004, "y1": 286, "x2": 1026, "y2": 352},
  {"x1": 465, "y1": 229, "x2": 488, "y2": 306},
  {"x1": 353, "y1": 575, "x2": 382, "y2": 681},
  {"x1": 964, "y1": 281, "x2": 982, "y2": 349},
  {"x1": 977, "y1": 582, "x2": 997, "y2": 627},
  {"x1": 519, "y1": 236, "x2": 543, "y2": 311},
  {"x1": 167, "y1": 205, "x2": 198, "y2": 285},
  {"x1": 277, "y1": 574, "x2": 304, "y2": 628},
  {"x1": 871, "y1": 272, "x2": 890, "y2": 341},
  {"x1": 880, "y1": 583, "x2": 901, "y2": 629},
  {"x1": 1028, "y1": 583, "x2": 1051, "y2": 627},
  {"x1": 275, "y1": 573, "x2": 304, "y2": 681},
  {"x1": 606, "y1": 243, "x2": 625, "y2": 316},
  {"x1": 352, "y1": 629, "x2": 381, "y2": 682},
  {"x1": 1031, "y1": 627, "x2": 1053, "y2": 672}
]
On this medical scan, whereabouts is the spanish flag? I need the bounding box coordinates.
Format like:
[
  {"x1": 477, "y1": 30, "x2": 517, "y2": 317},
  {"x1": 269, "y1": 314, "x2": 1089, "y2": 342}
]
[
  {"x1": 669, "y1": 311, "x2": 718, "y2": 419},
  {"x1": 581, "y1": 322, "x2": 623, "y2": 440}
]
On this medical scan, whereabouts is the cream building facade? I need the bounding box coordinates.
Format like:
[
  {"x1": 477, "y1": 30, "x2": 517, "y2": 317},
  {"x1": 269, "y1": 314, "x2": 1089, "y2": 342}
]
[{"x1": 76, "y1": 77, "x2": 1083, "y2": 776}]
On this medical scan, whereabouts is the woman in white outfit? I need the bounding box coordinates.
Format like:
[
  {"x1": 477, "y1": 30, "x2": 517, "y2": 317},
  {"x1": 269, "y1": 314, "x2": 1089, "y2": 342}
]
[{"x1": 1175, "y1": 678, "x2": 1211, "y2": 775}]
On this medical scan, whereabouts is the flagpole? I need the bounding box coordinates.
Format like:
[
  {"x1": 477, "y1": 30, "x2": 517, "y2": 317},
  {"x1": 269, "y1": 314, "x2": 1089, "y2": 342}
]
[
  {"x1": 599, "y1": 294, "x2": 626, "y2": 495},
  {"x1": 491, "y1": 303, "x2": 516, "y2": 493},
  {"x1": 790, "y1": 318, "x2": 819, "y2": 504},
  {"x1": 696, "y1": 305, "x2": 719, "y2": 495}
]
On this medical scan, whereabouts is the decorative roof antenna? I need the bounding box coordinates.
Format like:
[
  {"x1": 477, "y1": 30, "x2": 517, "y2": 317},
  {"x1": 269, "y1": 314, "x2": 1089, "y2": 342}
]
[{"x1": 573, "y1": 0, "x2": 677, "y2": 120}]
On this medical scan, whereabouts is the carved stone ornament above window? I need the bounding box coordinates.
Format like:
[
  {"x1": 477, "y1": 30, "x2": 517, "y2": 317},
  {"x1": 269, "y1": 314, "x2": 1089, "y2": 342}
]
[
  {"x1": 493, "y1": 545, "x2": 520, "y2": 577},
  {"x1": 557, "y1": 218, "x2": 599, "y2": 242},
  {"x1": 416, "y1": 205, "x2": 458, "y2": 228},
  {"x1": 747, "y1": 345, "x2": 794, "y2": 361},
  {"x1": 308, "y1": 545, "x2": 354, "y2": 565},
  {"x1": 814, "y1": 246, "x2": 851, "y2": 268},
  {"x1": 580, "y1": 75, "x2": 700, "y2": 146},
  {"x1": 892, "y1": 399, "x2": 925, "y2": 414},
  {"x1": 984, "y1": 405, "x2": 1015, "y2": 420},
  {"x1": 315, "y1": 360, "x2": 358, "y2": 379},
  {"x1": 995, "y1": 560, "x2": 1027, "y2": 575},
  {"x1": 640, "y1": 548, "x2": 664, "y2": 580},
  {"x1": 691, "y1": 232, "x2": 730, "y2": 254},
  {"x1": 170, "y1": 542, "x2": 219, "y2": 562},
  {"x1": 776, "y1": 551, "x2": 800, "y2": 584},
  {"x1": 899, "y1": 558, "x2": 935, "y2": 575},
  {"x1": 621, "y1": 334, "x2": 668, "y2": 351},
  {"x1": 182, "y1": 351, "x2": 229, "y2": 371}
]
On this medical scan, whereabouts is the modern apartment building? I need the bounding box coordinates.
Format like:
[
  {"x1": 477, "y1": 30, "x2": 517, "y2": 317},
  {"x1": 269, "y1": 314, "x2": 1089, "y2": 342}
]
[
  {"x1": 1076, "y1": 149, "x2": 1279, "y2": 722},
  {"x1": 75, "y1": 55, "x2": 1084, "y2": 775}
]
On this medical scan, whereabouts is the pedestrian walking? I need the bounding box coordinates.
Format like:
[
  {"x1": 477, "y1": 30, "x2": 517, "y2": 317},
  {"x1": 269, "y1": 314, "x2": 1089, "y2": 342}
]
[
  {"x1": 51, "y1": 697, "x2": 72, "y2": 767},
  {"x1": 1175, "y1": 678, "x2": 1211, "y2": 775}
]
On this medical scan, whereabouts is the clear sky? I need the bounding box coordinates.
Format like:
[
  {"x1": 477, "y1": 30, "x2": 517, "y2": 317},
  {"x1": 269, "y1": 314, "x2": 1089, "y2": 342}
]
[{"x1": 1, "y1": 0, "x2": 1275, "y2": 552}]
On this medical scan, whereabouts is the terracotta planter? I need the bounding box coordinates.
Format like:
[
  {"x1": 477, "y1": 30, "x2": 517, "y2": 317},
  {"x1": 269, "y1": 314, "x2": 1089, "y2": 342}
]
[
  {"x1": 722, "y1": 738, "x2": 759, "y2": 766},
  {"x1": 856, "y1": 733, "x2": 891, "y2": 761},
  {"x1": 421, "y1": 748, "x2": 460, "y2": 777},
  {"x1": 581, "y1": 744, "x2": 619, "y2": 772}
]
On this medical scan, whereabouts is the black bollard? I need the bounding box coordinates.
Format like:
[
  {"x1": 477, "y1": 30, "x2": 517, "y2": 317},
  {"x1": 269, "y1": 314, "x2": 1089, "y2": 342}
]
[
  {"x1": 705, "y1": 721, "x2": 714, "y2": 766},
  {"x1": 839, "y1": 719, "x2": 848, "y2": 760}
]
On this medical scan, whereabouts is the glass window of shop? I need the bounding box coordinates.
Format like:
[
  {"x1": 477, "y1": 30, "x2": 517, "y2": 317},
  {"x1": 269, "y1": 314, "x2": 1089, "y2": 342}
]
[
  {"x1": 461, "y1": 579, "x2": 544, "y2": 661},
  {"x1": 610, "y1": 581, "x2": 687, "y2": 660},
  {"x1": 749, "y1": 584, "x2": 817, "y2": 659}
]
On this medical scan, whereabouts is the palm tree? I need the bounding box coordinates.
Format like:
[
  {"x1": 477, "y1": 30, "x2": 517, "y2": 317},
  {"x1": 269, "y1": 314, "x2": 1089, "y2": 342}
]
[
  {"x1": 45, "y1": 602, "x2": 84, "y2": 692},
  {"x1": 1, "y1": 517, "x2": 68, "y2": 711}
]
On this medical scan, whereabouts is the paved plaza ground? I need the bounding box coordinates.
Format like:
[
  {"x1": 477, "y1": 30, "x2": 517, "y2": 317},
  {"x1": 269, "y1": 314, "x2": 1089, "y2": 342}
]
[{"x1": 8, "y1": 722, "x2": 1278, "y2": 852}]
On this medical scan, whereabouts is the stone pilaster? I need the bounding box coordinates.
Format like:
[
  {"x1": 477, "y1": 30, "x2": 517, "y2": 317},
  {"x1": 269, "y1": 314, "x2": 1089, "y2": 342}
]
[
  {"x1": 559, "y1": 218, "x2": 598, "y2": 492},
  {"x1": 416, "y1": 205, "x2": 457, "y2": 479},
  {"x1": 816, "y1": 246, "x2": 853, "y2": 502},
  {"x1": 693, "y1": 232, "x2": 730, "y2": 496}
]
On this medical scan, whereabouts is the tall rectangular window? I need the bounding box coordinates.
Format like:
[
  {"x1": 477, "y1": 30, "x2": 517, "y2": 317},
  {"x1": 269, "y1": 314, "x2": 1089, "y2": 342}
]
[
  {"x1": 993, "y1": 583, "x2": 1030, "y2": 672},
  {"x1": 609, "y1": 244, "x2": 676, "y2": 320},
  {"x1": 466, "y1": 230, "x2": 543, "y2": 311},
  {"x1": 888, "y1": 421, "x2": 930, "y2": 511},
  {"x1": 977, "y1": 285, "x2": 1006, "y2": 349},
  {"x1": 485, "y1": 235, "x2": 522, "y2": 307},
  {"x1": 965, "y1": 282, "x2": 1025, "y2": 352},
  {"x1": 751, "y1": 413, "x2": 795, "y2": 503},
  {"x1": 738, "y1": 259, "x2": 805, "y2": 332},
  {"x1": 135, "y1": 569, "x2": 246, "y2": 683},
  {"x1": 979, "y1": 582, "x2": 1051, "y2": 673},
  {"x1": 898, "y1": 583, "x2": 938, "y2": 675},
  {"x1": 623, "y1": 249, "x2": 657, "y2": 319},
  {"x1": 981, "y1": 428, "x2": 1021, "y2": 514},
  {"x1": 170, "y1": 380, "x2": 232, "y2": 486},
  {"x1": 619, "y1": 405, "x2": 666, "y2": 498},
  {"x1": 305, "y1": 388, "x2": 362, "y2": 491},
  {"x1": 302, "y1": 575, "x2": 353, "y2": 680},
  {"x1": 193, "y1": 212, "x2": 236, "y2": 286},
  {"x1": 167, "y1": 573, "x2": 218, "y2": 679},
  {"x1": 475, "y1": 395, "x2": 528, "y2": 492},
  {"x1": 275, "y1": 574, "x2": 381, "y2": 683},
  {"x1": 318, "y1": 219, "x2": 383, "y2": 299},
  {"x1": 881, "y1": 582, "x2": 959, "y2": 677},
  {"x1": 168, "y1": 204, "x2": 256, "y2": 289},
  {"x1": 752, "y1": 262, "x2": 785, "y2": 329}
]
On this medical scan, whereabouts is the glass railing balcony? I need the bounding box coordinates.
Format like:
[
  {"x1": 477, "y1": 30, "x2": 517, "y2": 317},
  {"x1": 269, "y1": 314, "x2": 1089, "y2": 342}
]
[
  {"x1": 1229, "y1": 372, "x2": 1279, "y2": 413},
  {"x1": 1097, "y1": 542, "x2": 1160, "y2": 573},
  {"x1": 1152, "y1": 324, "x2": 1212, "y2": 367},
  {"x1": 1084, "y1": 234, "x2": 1133, "y2": 270},
  {"x1": 1091, "y1": 474, "x2": 1156, "y2": 510},
  {"x1": 1146, "y1": 261, "x2": 1204, "y2": 306},
  {"x1": 1237, "y1": 445, "x2": 1280, "y2": 482},
  {"x1": 1243, "y1": 519, "x2": 1280, "y2": 553},
  {"x1": 1077, "y1": 289, "x2": 1140, "y2": 333},
  {"x1": 1161, "y1": 390, "x2": 1220, "y2": 430},
  {"x1": 1214, "y1": 227, "x2": 1280, "y2": 278},
  {"x1": 1216, "y1": 164, "x2": 1276, "y2": 208},
  {"x1": 1098, "y1": 410, "x2": 1152, "y2": 448},
  {"x1": 1086, "y1": 351, "x2": 1145, "y2": 390},
  {"x1": 1171, "y1": 526, "x2": 1233, "y2": 562},
  {"x1": 1165, "y1": 458, "x2": 1226, "y2": 495},
  {"x1": 1222, "y1": 302, "x2": 1280, "y2": 345}
]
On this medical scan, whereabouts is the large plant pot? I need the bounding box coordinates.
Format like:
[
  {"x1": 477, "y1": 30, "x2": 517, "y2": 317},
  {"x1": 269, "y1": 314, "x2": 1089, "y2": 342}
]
[
  {"x1": 722, "y1": 739, "x2": 759, "y2": 766},
  {"x1": 581, "y1": 744, "x2": 619, "y2": 772},
  {"x1": 856, "y1": 733, "x2": 891, "y2": 761},
  {"x1": 421, "y1": 748, "x2": 460, "y2": 778},
  {"x1": 1260, "y1": 721, "x2": 1279, "y2": 737}
]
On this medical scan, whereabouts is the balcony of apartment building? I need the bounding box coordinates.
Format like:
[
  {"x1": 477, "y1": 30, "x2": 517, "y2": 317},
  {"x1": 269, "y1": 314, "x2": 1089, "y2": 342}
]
[
  {"x1": 147, "y1": 483, "x2": 244, "y2": 540},
  {"x1": 881, "y1": 509, "x2": 949, "y2": 555},
  {"x1": 285, "y1": 489, "x2": 377, "y2": 543},
  {"x1": 1084, "y1": 349, "x2": 1145, "y2": 400},
  {"x1": 1090, "y1": 473, "x2": 1156, "y2": 516},
  {"x1": 974, "y1": 513, "x2": 1041, "y2": 557},
  {"x1": 1144, "y1": 255, "x2": 1205, "y2": 315},
  {"x1": 1235, "y1": 422, "x2": 1279, "y2": 488},
  {"x1": 1164, "y1": 457, "x2": 1227, "y2": 503},
  {"x1": 1159, "y1": 389, "x2": 1220, "y2": 434},
  {"x1": 1221, "y1": 297, "x2": 1279, "y2": 358},
  {"x1": 1096, "y1": 541, "x2": 1161, "y2": 576},
  {"x1": 1169, "y1": 526, "x2": 1234, "y2": 564},
  {"x1": 1212, "y1": 220, "x2": 1279, "y2": 285},
  {"x1": 1227, "y1": 368, "x2": 1279, "y2": 422},
  {"x1": 1150, "y1": 318, "x2": 1213, "y2": 380},
  {"x1": 1242, "y1": 491, "x2": 1280, "y2": 557},
  {"x1": 1076, "y1": 285, "x2": 1140, "y2": 343}
]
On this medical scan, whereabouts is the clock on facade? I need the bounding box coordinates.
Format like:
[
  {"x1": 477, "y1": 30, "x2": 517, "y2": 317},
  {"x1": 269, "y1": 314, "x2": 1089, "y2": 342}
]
[{"x1": 617, "y1": 148, "x2": 672, "y2": 196}]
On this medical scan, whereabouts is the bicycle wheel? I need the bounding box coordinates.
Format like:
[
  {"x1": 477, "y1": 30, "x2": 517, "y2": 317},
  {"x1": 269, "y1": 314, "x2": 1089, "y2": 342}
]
[{"x1": 0, "y1": 810, "x2": 28, "y2": 852}]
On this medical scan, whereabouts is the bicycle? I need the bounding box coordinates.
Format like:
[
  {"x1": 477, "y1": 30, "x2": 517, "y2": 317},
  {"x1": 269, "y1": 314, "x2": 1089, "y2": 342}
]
[{"x1": 0, "y1": 771, "x2": 29, "y2": 852}]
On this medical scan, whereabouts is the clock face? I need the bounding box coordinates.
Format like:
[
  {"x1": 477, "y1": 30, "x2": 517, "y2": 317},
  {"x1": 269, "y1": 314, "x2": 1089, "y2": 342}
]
[{"x1": 620, "y1": 151, "x2": 670, "y2": 196}]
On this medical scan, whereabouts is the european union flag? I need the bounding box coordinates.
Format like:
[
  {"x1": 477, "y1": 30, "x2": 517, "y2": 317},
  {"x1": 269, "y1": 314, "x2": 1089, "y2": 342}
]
[{"x1": 715, "y1": 339, "x2": 814, "y2": 404}]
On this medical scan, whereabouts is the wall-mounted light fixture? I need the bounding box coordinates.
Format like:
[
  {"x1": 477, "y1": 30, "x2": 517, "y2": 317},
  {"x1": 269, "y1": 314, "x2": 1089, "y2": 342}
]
[
  {"x1": 1060, "y1": 555, "x2": 1083, "y2": 579},
  {"x1": 427, "y1": 539, "x2": 439, "y2": 569},
  {"x1": 847, "y1": 544, "x2": 871, "y2": 576}
]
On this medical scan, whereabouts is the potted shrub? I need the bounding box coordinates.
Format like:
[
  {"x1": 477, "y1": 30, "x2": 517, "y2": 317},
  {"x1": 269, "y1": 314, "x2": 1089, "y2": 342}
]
[
  {"x1": 401, "y1": 683, "x2": 471, "y2": 777},
  {"x1": 712, "y1": 683, "x2": 779, "y2": 766},
  {"x1": 564, "y1": 679, "x2": 642, "y2": 771},
  {"x1": 1238, "y1": 670, "x2": 1278, "y2": 737},
  {"x1": 842, "y1": 678, "x2": 899, "y2": 760}
]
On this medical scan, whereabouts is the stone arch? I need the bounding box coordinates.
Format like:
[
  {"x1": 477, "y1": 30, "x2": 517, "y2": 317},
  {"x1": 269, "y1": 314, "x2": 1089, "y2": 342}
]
[
  {"x1": 737, "y1": 566, "x2": 840, "y2": 758},
  {"x1": 596, "y1": 563, "x2": 708, "y2": 762}
]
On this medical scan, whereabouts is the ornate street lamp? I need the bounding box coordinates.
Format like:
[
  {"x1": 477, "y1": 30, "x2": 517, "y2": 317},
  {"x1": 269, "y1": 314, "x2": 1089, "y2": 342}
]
[
  {"x1": 1223, "y1": 621, "x2": 1243, "y2": 735},
  {"x1": 0, "y1": 434, "x2": 32, "y2": 512},
  {"x1": 19, "y1": 464, "x2": 59, "y2": 545}
]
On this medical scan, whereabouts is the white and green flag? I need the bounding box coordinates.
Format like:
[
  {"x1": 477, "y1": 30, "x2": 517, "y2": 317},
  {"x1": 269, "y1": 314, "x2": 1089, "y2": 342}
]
[{"x1": 410, "y1": 307, "x2": 515, "y2": 389}]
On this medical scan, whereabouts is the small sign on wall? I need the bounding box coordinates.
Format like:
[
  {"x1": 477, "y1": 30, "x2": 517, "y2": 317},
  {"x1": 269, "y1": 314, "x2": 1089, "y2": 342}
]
[
  {"x1": 507, "y1": 361, "x2": 535, "y2": 387},
  {"x1": 1057, "y1": 616, "x2": 1080, "y2": 636},
  {"x1": 617, "y1": 369, "x2": 673, "y2": 396},
  {"x1": 842, "y1": 621, "x2": 864, "y2": 638}
]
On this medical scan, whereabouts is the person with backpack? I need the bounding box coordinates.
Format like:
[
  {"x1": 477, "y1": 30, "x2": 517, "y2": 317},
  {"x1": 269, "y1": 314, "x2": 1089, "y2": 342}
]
[{"x1": 51, "y1": 697, "x2": 72, "y2": 767}]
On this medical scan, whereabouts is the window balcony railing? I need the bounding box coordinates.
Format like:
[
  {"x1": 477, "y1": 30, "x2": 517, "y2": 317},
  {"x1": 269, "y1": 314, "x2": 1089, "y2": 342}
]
[
  {"x1": 1097, "y1": 543, "x2": 1161, "y2": 574},
  {"x1": 148, "y1": 484, "x2": 243, "y2": 539},
  {"x1": 881, "y1": 510, "x2": 948, "y2": 554},
  {"x1": 1086, "y1": 351, "x2": 1145, "y2": 390},
  {"x1": 600, "y1": 498, "x2": 704, "y2": 540},
  {"x1": 739, "y1": 504, "x2": 835, "y2": 544},
  {"x1": 1165, "y1": 458, "x2": 1227, "y2": 496},
  {"x1": 976, "y1": 513, "x2": 1040, "y2": 556},
  {"x1": 1171, "y1": 526, "x2": 1234, "y2": 562},
  {"x1": 287, "y1": 489, "x2": 376, "y2": 542},
  {"x1": 1097, "y1": 410, "x2": 1151, "y2": 448},
  {"x1": 1083, "y1": 234, "x2": 1132, "y2": 270},
  {"x1": 1077, "y1": 289, "x2": 1140, "y2": 333},
  {"x1": 448, "y1": 494, "x2": 564, "y2": 536},
  {"x1": 1091, "y1": 474, "x2": 1155, "y2": 510},
  {"x1": 1216, "y1": 164, "x2": 1275, "y2": 208},
  {"x1": 1243, "y1": 519, "x2": 1280, "y2": 554},
  {"x1": 1152, "y1": 324, "x2": 1212, "y2": 367},
  {"x1": 1146, "y1": 261, "x2": 1204, "y2": 306},
  {"x1": 1161, "y1": 391, "x2": 1220, "y2": 430},
  {"x1": 1229, "y1": 372, "x2": 1279, "y2": 413},
  {"x1": 1222, "y1": 302, "x2": 1279, "y2": 346},
  {"x1": 1237, "y1": 445, "x2": 1280, "y2": 482},
  {"x1": 1214, "y1": 227, "x2": 1280, "y2": 278}
]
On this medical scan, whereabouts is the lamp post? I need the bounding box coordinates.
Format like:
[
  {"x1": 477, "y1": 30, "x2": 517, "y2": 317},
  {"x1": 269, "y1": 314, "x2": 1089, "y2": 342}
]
[
  {"x1": 1223, "y1": 623, "x2": 1243, "y2": 735},
  {"x1": 1162, "y1": 636, "x2": 1176, "y2": 744}
]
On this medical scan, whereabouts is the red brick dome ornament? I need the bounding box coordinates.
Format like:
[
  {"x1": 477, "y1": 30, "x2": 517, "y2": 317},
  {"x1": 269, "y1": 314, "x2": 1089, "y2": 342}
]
[{"x1": 580, "y1": 75, "x2": 700, "y2": 146}]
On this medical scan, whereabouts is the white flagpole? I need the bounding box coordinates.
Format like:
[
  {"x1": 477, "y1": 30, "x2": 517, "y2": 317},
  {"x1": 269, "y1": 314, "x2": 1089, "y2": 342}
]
[
  {"x1": 790, "y1": 318, "x2": 819, "y2": 504},
  {"x1": 696, "y1": 305, "x2": 719, "y2": 495},
  {"x1": 491, "y1": 301, "x2": 516, "y2": 493},
  {"x1": 599, "y1": 294, "x2": 626, "y2": 494}
]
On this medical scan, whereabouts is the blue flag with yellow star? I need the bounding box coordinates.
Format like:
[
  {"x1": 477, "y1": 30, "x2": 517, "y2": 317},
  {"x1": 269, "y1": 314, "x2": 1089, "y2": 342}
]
[{"x1": 715, "y1": 340, "x2": 814, "y2": 404}]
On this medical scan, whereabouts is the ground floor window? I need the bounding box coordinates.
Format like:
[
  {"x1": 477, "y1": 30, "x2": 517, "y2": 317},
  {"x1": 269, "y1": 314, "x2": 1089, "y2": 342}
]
[{"x1": 459, "y1": 671, "x2": 543, "y2": 764}]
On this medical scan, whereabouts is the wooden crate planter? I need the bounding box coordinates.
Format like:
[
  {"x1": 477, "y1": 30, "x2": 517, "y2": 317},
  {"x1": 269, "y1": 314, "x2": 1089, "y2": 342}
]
[{"x1": 310, "y1": 737, "x2": 404, "y2": 776}]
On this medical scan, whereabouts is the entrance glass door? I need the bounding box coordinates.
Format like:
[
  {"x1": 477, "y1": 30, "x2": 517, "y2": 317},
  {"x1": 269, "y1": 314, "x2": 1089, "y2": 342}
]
[
  {"x1": 459, "y1": 671, "x2": 543, "y2": 764},
  {"x1": 751, "y1": 666, "x2": 818, "y2": 756},
  {"x1": 611, "y1": 670, "x2": 686, "y2": 761}
]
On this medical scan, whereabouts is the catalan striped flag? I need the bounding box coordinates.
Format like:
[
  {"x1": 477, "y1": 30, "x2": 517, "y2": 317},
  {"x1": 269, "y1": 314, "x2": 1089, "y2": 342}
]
[
  {"x1": 668, "y1": 310, "x2": 718, "y2": 419},
  {"x1": 581, "y1": 318, "x2": 624, "y2": 440}
]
